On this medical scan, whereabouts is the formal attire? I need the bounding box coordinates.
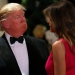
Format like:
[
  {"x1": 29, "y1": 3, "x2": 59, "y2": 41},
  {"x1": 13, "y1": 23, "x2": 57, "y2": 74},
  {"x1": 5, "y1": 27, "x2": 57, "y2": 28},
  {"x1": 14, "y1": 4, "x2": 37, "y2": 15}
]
[
  {"x1": 45, "y1": 38, "x2": 75, "y2": 75},
  {"x1": 0, "y1": 32, "x2": 49, "y2": 75},
  {"x1": 0, "y1": 55, "x2": 9, "y2": 75},
  {"x1": 5, "y1": 32, "x2": 29, "y2": 75}
]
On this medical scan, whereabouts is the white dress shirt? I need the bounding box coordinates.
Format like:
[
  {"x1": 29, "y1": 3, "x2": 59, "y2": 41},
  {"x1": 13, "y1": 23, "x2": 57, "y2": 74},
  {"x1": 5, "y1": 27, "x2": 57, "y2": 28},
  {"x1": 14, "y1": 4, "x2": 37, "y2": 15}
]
[{"x1": 5, "y1": 32, "x2": 29, "y2": 75}]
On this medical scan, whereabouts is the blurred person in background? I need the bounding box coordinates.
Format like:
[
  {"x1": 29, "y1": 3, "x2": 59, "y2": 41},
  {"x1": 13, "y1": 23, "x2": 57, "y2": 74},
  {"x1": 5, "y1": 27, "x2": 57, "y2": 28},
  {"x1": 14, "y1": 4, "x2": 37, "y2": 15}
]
[
  {"x1": 32, "y1": 24, "x2": 46, "y2": 39},
  {"x1": 43, "y1": 0, "x2": 75, "y2": 75},
  {"x1": 45, "y1": 30, "x2": 58, "y2": 52},
  {"x1": 0, "y1": 3, "x2": 49, "y2": 75},
  {"x1": 30, "y1": 24, "x2": 52, "y2": 52},
  {"x1": 32, "y1": 24, "x2": 48, "y2": 43}
]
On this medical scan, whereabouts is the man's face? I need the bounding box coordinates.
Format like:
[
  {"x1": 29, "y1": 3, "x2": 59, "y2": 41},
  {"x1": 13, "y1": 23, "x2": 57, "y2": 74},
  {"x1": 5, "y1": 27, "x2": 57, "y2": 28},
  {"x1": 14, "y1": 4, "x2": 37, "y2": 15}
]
[{"x1": 5, "y1": 9, "x2": 27, "y2": 37}]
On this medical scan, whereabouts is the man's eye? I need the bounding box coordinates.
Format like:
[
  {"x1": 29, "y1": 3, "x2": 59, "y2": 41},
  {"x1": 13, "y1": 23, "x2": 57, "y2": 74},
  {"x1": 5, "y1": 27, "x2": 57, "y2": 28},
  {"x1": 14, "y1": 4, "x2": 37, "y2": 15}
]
[{"x1": 15, "y1": 15, "x2": 20, "y2": 19}]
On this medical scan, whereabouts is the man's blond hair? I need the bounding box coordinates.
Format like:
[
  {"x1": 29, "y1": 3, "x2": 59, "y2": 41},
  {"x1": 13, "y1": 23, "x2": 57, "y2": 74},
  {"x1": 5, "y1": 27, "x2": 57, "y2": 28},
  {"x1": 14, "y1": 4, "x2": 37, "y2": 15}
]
[{"x1": 0, "y1": 3, "x2": 26, "y2": 31}]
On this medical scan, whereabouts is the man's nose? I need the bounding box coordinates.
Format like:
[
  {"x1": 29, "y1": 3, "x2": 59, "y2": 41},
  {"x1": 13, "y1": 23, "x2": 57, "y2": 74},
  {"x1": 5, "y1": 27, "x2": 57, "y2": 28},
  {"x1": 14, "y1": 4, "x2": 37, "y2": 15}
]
[{"x1": 21, "y1": 17, "x2": 26, "y2": 23}]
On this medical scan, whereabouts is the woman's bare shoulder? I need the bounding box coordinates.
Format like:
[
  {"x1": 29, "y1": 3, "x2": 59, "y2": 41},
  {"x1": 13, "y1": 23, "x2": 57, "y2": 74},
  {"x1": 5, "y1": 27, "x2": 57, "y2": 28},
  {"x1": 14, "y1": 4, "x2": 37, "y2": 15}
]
[{"x1": 52, "y1": 39, "x2": 65, "y2": 58}]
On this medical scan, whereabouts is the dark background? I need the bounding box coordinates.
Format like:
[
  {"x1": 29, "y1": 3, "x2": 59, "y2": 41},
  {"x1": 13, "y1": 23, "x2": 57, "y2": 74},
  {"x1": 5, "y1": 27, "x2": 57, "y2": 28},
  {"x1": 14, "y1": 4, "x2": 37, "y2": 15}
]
[{"x1": 8, "y1": 0, "x2": 75, "y2": 36}]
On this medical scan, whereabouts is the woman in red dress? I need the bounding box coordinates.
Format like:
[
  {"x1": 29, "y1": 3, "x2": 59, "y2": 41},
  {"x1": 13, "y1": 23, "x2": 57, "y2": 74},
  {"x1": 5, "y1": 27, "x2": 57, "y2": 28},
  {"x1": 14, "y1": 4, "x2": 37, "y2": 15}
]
[{"x1": 43, "y1": 1, "x2": 75, "y2": 75}]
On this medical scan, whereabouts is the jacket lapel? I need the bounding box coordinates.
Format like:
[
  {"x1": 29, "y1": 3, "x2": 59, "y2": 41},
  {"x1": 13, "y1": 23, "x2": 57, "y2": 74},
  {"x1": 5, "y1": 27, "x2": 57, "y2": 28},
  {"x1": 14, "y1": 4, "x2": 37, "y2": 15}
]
[
  {"x1": 24, "y1": 36, "x2": 35, "y2": 75},
  {"x1": 24, "y1": 36, "x2": 41, "y2": 75},
  {"x1": 1, "y1": 34, "x2": 21, "y2": 75}
]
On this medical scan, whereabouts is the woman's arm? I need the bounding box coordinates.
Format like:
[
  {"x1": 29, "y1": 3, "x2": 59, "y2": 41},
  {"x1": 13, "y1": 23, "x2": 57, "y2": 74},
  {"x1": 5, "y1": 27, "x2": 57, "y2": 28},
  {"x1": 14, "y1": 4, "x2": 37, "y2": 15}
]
[{"x1": 52, "y1": 40, "x2": 66, "y2": 75}]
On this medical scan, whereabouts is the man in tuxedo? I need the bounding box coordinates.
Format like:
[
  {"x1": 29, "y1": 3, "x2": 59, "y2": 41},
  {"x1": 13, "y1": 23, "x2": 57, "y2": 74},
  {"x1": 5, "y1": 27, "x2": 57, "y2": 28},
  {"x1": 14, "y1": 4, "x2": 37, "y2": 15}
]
[{"x1": 0, "y1": 3, "x2": 49, "y2": 75}]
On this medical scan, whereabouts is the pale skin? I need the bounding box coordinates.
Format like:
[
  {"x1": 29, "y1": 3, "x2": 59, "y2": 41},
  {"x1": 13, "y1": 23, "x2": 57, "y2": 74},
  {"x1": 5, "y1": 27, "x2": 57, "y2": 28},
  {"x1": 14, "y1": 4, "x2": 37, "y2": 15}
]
[
  {"x1": 52, "y1": 39, "x2": 66, "y2": 75},
  {"x1": 1, "y1": 9, "x2": 27, "y2": 38}
]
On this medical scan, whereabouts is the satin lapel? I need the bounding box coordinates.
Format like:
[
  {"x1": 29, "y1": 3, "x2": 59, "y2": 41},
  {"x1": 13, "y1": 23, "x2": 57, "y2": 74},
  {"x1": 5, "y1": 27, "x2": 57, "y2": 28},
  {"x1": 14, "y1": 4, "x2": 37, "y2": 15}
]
[
  {"x1": 24, "y1": 36, "x2": 40, "y2": 75},
  {"x1": 1, "y1": 34, "x2": 21, "y2": 75}
]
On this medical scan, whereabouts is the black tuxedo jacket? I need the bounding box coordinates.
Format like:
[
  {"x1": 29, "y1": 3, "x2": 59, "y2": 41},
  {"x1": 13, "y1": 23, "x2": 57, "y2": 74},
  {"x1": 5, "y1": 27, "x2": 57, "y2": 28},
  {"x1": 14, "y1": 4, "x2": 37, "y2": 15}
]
[{"x1": 0, "y1": 34, "x2": 49, "y2": 75}]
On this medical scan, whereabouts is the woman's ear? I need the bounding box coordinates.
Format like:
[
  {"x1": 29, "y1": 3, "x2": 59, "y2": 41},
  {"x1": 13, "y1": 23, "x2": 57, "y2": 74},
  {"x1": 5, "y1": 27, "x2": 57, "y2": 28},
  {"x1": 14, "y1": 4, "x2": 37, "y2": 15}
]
[{"x1": 1, "y1": 20, "x2": 10, "y2": 28}]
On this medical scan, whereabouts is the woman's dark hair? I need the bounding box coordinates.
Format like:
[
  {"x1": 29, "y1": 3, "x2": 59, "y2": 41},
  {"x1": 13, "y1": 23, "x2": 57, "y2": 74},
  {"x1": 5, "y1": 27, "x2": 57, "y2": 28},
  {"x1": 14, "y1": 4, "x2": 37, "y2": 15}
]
[{"x1": 43, "y1": 1, "x2": 75, "y2": 52}]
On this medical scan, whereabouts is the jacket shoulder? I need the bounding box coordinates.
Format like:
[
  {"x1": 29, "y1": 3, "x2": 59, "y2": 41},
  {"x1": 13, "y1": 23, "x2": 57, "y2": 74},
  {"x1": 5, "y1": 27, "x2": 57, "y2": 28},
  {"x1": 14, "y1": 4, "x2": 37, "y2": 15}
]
[
  {"x1": 25, "y1": 36, "x2": 45, "y2": 44},
  {"x1": 25, "y1": 36, "x2": 49, "y2": 59},
  {"x1": 0, "y1": 37, "x2": 6, "y2": 46}
]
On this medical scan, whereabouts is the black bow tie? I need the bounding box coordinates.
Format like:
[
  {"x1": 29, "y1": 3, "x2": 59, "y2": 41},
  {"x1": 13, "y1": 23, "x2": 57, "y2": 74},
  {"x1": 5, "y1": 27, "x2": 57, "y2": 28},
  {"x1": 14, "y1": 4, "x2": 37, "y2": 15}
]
[{"x1": 10, "y1": 36, "x2": 24, "y2": 44}]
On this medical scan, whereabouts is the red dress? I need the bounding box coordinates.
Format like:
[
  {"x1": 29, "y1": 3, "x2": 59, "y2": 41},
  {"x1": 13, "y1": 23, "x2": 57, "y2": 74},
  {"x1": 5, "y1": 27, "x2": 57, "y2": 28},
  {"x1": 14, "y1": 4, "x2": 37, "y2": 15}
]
[{"x1": 45, "y1": 38, "x2": 75, "y2": 75}]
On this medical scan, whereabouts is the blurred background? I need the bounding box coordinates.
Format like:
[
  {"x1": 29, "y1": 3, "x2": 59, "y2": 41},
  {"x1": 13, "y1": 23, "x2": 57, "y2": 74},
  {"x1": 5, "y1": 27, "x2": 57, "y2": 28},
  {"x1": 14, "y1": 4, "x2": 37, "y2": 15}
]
[{"x1": 0, "y1": 0, "x2": 75, "y2": 51}]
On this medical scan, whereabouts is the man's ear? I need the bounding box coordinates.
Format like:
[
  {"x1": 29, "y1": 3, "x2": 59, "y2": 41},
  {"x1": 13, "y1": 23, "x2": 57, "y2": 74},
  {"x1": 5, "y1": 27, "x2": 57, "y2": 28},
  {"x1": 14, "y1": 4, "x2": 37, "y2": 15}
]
[{"x1": 1, "y1": 20, "x2": 10, "y2": 28}]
